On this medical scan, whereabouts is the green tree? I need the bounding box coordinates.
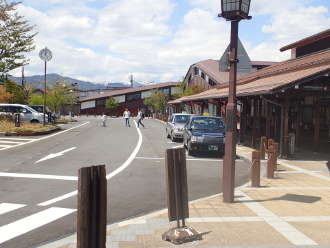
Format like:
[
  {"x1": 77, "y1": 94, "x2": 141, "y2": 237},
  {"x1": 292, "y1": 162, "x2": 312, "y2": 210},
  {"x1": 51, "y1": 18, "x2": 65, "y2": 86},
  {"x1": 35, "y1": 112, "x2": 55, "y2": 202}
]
[
  {"x1": 0, "y1": 0, "x2": 36, "y2": 81},
  {"x1": 4, "y1": 79, "x2": 24, "y2": 103},
  {"x1": 144, "y1": 90, "x2": 167, "y2": 113},
  {"x1": 182, "y1": 84, "x2": 205, "y2": 96},
  {"x1": 47, "y1": 82, "x2": 76, "y2": 113},
  {"x1": 28, "y1": 94, "x2": 43, "y2": 105},
  {"x1": 105, "y1": 97, "x2": 119, "y2": 112}
]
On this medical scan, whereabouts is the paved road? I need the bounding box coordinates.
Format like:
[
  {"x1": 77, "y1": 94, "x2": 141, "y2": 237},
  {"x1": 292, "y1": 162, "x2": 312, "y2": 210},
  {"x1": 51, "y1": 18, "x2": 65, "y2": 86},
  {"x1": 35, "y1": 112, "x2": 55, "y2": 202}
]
[{"x1": 0, "y1": 117, "x2": 250, "y2": 248}]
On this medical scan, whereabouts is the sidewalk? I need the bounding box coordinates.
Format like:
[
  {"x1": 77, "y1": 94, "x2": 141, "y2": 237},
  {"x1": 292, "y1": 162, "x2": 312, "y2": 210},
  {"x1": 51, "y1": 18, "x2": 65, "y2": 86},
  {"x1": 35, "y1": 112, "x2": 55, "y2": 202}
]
[{"x1": 40, "y1": 145, "x2": 330, "y2": 248}]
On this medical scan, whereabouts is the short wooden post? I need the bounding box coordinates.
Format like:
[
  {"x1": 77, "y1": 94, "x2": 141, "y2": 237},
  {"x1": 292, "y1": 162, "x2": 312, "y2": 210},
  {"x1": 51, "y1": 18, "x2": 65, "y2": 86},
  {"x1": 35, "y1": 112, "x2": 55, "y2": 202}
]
[
  {"x1": 260, "y1": 136, "x2": 267, "y2": 160},
  {"x1": 14, "y1": 113, "x2": 20, "y2": 127},
  {"x1": 267, "y1": 145, "x2": 275, "y2": 178},
  {"x1": 77, "y1": 165, "x2": 107, "y2": 248},
  {"x1": 273, "y1": 142, "x2": 279, "y2": 170},
  {"x1": 251, "y1": 151, "x2": 260, "y2": 187},
  {"x1": 163, "y1": 147, "x2": 200, "y2": 244}
]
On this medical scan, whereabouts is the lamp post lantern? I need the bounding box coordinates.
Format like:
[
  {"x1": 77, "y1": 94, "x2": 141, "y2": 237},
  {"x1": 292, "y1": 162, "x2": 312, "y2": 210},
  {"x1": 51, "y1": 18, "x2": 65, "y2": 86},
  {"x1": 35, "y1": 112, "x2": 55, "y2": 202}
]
[
  {"x1": 219, "y1": 0, "x2": 251, "y2": 203},
  {"x1": 39, "y1": 47, "x2": 53, "y2": 126}
]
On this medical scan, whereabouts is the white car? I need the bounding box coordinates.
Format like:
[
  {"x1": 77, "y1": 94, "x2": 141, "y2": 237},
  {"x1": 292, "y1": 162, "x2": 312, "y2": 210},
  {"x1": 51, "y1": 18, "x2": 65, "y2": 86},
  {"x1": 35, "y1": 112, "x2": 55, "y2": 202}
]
[{"x1": 0, "y1": 104, "x2": 47, "y2": 123}]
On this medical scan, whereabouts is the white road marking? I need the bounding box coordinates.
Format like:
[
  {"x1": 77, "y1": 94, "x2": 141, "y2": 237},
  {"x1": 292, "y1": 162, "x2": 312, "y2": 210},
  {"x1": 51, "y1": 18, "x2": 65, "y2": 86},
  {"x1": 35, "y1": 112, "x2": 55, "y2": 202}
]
[
  {"x1": 0, "y1": 140, "x2": 23, "y2": 144},
  {"x1": 0, "y1": 203, "x2": 25, "y2": 215},
  {"x1": 237, "y1": 190, "x2": 317, "y2": 246},
  {"x1": 243, "y1": 186, "x2": 330, "y2": 191},
  {"x1": 38, "y1": 191, "x2": 78, "y2": 207},
  {"x1": 0, "y1": 207, "x2": 76, "y2": 244},
  {"x1": 35, "y1": 147, "x2": 77, "y2": 164},
  {"x1": 0, "y1": 145, "x2": 11, "y2": 148},
  {"x1": 0, "y1": 172, "x2": 77, "y2": 181},
  {"x1": 0, "y1": 122, "x2": 89, "y2": 151},
  {"x1": 38, "y1": 120, "x2": 143, "y2": 206},
  {"x1": 0, "y1": 138, "x2": 35, "y2": 141},
  {"x1": 279, "y1": 160, "x2": 330, "y2": 182}
]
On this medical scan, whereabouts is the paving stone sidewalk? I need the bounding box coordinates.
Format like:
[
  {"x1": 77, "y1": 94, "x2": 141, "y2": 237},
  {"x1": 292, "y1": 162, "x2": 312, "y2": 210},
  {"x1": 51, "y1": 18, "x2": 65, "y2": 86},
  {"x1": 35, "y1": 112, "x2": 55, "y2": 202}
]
[{"x1": 39, "y1": 145, "x2": 330, "y2": 248}]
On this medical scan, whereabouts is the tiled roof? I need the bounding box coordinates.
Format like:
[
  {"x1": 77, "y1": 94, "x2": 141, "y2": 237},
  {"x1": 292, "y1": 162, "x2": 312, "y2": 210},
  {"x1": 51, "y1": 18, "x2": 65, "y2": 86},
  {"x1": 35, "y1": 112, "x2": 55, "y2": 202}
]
[
  {"x1": 169, "y1": 49, "x2": 330, "y2": 103},
  {"x1": 80, "y1": 82, "x2": 179, "y2": 102},
  {"x1": 280, "y1": 29, "x2": 330, "y2": 52},
  {"x1": 251, "y1": 61, "x2": 279, "y2": 66}
]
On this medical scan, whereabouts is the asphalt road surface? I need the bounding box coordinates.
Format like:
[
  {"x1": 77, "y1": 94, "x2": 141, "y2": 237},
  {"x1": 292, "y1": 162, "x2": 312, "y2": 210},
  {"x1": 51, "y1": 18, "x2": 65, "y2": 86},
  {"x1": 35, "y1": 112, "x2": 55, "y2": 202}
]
[{"x1": 0, "y1": 117, "x2": 251, "y2": 248}]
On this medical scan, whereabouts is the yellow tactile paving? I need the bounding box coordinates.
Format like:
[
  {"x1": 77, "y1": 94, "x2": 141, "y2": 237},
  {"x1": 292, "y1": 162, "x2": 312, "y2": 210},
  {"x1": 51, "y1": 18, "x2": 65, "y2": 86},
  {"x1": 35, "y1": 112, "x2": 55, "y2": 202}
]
[
  {"x1": 118, "y1": 222, "x2": 291, "y2": 248},
  {"x1": 260, "y1": 173, "x2": 330, "y2": 187},
  {"x1": 290, "y1": 222, "x2": 330, "y2": 246},
  {"x1": 190, "y1": 195, "x2": 257, "y2": 217},
  {"x1": 244, "y1": 190, "x2": 330, "y2": 216}
]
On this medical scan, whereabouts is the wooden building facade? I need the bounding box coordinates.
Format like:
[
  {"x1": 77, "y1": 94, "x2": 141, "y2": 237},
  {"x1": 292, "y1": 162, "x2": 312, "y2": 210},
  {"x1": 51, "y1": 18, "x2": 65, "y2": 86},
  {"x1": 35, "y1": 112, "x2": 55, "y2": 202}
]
[{"x1": 169, "y1": 29, "x2": 330, "y2": 156}]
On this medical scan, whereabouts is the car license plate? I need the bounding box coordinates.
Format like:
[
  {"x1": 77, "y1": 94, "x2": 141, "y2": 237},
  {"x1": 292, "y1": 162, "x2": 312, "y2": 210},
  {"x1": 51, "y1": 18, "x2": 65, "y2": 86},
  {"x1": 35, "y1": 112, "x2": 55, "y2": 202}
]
[{"x1": 208, "y1": 145, "x2": 218, "y2": 151}]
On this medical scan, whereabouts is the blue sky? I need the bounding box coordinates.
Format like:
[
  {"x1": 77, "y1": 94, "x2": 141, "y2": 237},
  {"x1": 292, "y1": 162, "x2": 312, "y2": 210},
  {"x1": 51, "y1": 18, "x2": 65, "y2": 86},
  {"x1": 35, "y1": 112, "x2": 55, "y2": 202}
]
[{"x1": 14, "y1": 0, "x2": 330, "y2": 84}]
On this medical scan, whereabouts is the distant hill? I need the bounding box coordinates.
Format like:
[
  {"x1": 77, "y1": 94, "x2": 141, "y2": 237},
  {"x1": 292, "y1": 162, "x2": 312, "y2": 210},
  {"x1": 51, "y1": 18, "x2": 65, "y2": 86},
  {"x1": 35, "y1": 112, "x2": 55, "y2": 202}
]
[{"x1": 10, "y1": 73, "x2": 144, "y2": 91}]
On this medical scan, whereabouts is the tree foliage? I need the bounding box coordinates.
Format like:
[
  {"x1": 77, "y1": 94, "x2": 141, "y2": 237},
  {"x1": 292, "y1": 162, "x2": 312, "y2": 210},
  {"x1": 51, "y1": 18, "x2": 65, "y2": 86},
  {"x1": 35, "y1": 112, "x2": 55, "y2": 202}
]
[
  {"x1": 144, "y1": 90, "x2": 167, "y2": 113},
  {"x1": 182, "y1": 84, "x2": 205, "y2": 96},
  {"x1": 105, "y1": 97, "x2": 119, "y2": 112},
  {"x1": 4, "y1": 78, "x2": 24, "y2": 103},
  {"x1": 0, "y1": 0, "x2": 36, "y2": 80},
  {"x1": 28, "y1": 94, "x2": 43, "y2": 105},
  {"x1": 47, "y1": 82, "x2": 76, "y2": 113},
  {"x1": 0, "y1": 85, "x2": 12, "y2": 103}
]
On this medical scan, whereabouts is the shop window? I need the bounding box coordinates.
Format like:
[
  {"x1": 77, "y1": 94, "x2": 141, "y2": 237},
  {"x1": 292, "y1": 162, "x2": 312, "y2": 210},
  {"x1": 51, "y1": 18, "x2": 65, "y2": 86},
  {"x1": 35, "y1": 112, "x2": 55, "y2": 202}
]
[
  {"x1": 126, "y1": 92, "x2": 141, "y2": 101},
  {"x1": 96, "y1": 99, "x2": 106, "y2": 106}
]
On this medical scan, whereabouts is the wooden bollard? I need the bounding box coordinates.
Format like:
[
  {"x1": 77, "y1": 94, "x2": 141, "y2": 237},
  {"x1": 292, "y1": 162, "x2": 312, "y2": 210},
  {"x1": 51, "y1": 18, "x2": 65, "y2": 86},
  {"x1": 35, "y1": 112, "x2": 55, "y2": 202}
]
[
  {"x1": 267, "y1": 145, "x2": 275, "y2": 178},
  {"x1": 273, "y1": 142, "x2": 279, "y2": 170},
  {"x1": 77, "y1": 165, "x2": 107, "y2": 248},
  {"x1": 251, "y1": 151, "x2": 261, "y2": 187},
  {"x1": 260, "y1": 136, "x2": 267, "y2": 160}
]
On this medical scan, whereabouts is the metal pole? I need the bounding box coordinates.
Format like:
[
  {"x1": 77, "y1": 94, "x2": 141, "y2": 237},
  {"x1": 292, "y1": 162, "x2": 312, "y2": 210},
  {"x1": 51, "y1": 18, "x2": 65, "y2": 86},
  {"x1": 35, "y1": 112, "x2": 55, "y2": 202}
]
[
  {"x1": 43, "y1": 61, "x2": 47, "y2": 126},
  {"x1": 223, "y1": 20, "x2": 239, "y2": 203}
]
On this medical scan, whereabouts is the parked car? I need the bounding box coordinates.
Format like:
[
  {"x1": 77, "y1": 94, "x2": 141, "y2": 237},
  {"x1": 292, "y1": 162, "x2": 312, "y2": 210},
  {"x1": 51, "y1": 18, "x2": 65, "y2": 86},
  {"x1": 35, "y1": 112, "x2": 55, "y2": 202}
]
[
  {"x1": 183, "y1": 116, "x2": 225, "y2": 156},
  {"x1": 166, "y1": 113, "x2": 194, "y2": 141},
  {"x1": 0, "y1": 104, "x2": 47, "y2": 123},
  {"x1": 29, "y1": 105, "x2": 56, "y2": 123}
]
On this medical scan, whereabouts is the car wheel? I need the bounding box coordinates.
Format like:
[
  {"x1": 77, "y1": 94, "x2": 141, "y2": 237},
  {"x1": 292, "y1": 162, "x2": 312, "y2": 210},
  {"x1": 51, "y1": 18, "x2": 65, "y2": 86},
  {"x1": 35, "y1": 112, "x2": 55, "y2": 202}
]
[{"x1": 30, "y1": 119, "x2": 39, "y2": 124}]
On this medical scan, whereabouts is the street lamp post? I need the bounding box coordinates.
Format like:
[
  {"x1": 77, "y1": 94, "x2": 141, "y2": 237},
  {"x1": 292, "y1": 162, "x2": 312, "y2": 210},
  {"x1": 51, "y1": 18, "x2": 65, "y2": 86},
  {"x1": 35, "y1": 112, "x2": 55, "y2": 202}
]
[
  {"x1": 39, "y1": 47, "x2": 53, "y2": 126},
  {"x1": 219, "y1": 0, "x2": 251, "y2": 203}
]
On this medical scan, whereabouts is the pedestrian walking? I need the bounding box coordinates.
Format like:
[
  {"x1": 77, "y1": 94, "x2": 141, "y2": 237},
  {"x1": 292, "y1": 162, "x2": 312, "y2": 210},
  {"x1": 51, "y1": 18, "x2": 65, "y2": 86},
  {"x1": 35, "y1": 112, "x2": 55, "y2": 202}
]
[
  {"x1": 137, "y1": 109, "x2": 145, "y2": 128},
  {"x1": 123, "y1": 108, "x2": 131, "y2": 127},
  {"x1": 101, "y1": 113, "x2": 107, "y2": 127}
]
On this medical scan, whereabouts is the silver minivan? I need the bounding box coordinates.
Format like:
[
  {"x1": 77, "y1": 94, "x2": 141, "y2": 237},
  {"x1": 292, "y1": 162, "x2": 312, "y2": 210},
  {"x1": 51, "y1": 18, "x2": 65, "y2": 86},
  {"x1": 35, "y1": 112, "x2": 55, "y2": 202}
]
[
  {"x1": 166, "y1": 113, "x2": 194, "y2": 141},
  {"x1": 0, "y1": 104, "x2": 46, "y2": 123}
]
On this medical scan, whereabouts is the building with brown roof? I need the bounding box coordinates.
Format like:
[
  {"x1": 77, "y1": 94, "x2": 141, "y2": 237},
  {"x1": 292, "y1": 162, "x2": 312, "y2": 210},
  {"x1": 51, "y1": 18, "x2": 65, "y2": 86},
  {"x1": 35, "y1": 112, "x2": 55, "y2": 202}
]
[
  {"x1": 183, "y1": 39, "x2": 277, "y2": 90},
  {"x1": 79, "y1": 82, "x2": 180, "y2": 116},
  {"x1": 169, "y1": 29, "x2": 330, "y2": 156}
]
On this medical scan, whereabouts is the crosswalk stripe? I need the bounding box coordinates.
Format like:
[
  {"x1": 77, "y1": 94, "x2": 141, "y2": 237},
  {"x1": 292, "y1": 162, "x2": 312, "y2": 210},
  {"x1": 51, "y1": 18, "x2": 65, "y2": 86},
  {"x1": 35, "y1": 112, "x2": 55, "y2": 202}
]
[
  {"x1": 0, "y1": 207, "x2": 76, "y2": 244},
  {"x1": 0, "y1": 141, "x2": 23, "y2": 144},
  {"x1": 0, "y1": 203, "x2": 26, "y2": 215},
  {"x1": 0, "y1": 138, "x2": 35, "y2": 141}
]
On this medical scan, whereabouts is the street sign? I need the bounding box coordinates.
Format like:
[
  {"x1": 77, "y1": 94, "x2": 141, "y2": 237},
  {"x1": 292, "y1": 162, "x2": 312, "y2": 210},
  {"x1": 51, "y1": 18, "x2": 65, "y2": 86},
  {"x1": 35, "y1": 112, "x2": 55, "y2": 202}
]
[{"x1": 39, "y1": 47, "x2": 53, "y2": 62}]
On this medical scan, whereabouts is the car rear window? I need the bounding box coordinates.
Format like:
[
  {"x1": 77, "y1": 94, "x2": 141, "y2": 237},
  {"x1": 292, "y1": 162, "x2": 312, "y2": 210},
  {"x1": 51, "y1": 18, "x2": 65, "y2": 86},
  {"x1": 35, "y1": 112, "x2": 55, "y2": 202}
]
[{"x1": 174, "y1": 115, "x2": 189, "y2": 123}]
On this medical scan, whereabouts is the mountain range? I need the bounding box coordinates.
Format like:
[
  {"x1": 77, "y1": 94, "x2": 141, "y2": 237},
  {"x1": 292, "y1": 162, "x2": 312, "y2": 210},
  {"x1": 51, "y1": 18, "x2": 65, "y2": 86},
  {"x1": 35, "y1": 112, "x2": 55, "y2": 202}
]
[{"x1": 10, "y1": 73, "x2": 144, "y2": 91}]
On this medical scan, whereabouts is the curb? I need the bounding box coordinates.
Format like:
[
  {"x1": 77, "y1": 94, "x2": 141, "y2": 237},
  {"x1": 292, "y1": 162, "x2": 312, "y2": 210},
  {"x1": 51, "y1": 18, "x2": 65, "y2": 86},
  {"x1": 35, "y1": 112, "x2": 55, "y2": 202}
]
[{"x1": 0, "y1": 127, "x2": 61, "y2": 137}]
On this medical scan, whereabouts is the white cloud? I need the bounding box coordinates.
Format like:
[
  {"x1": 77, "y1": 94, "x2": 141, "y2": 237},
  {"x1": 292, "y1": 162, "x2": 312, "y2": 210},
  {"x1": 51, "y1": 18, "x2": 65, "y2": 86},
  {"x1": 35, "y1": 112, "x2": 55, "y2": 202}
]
[{"x1": 11, "y1": 0, "x2": 330, "y2": 83}]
